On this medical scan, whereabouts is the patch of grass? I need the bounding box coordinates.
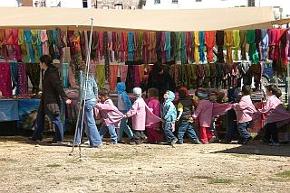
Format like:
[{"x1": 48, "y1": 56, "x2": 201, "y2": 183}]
[
  {"x1": 46, "y1": 164, "x2": 62, "y2": 168},
  {"x1": 275, "y1": 171, "x2": 290, "y2": 180},
  {"x1": 268, "y1": 177, "x2": 289, "y2": 182},
  {"x1": 208, "y1": 178, "x2": 233, "y2": 184},
  {"x1": 192, "y1": 175, "x2": 213, "y2": 180}
]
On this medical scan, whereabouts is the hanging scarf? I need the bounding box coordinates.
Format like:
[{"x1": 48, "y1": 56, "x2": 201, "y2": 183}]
[
  {"x1": 233, "y1": 30, "x2": 240, "y2": 61},
  {"x1": 255, "y1": 29, "x2": 262, "y2": 61},
  {"x1": 165, "y1": 32, "x2": 171, "y2": 62},
  {"x1": 246, "y1": 30, "x2": 259, "y2": 64},
  {"x1": 180, "y1": 32, "x2": 187, "y2": 64},
  {"x1": 199, "y1": 31, "x2": 205, "y2": 63},
  {"x1": 216, "y1": 31, "x2": 224, "y2": 63},
  {"x1": 205, "y1": 31, "x2": 216, "y2": 63},
  {"x1": 194, "y1": 31, "x2": 200, "y2": 63},
  {"x1": 261, "y1": 29, "x2": 269, "y2": 61},
  {"x1": 128, "y1": 32, "x2": 135, "y2": 62},
  {"x1": 224, "y1": 31, "x2": 234, "y2": 64}
]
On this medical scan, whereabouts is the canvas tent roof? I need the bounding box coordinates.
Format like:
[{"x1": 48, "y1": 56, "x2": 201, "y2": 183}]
[{"x1": 0, "y1": 6, "x2": 282, "y2": 31}]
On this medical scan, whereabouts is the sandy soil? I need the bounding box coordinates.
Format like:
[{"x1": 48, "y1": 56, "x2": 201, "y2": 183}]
[{"x1": 0, "y1": 136, "x2": 290, "y2": 193}]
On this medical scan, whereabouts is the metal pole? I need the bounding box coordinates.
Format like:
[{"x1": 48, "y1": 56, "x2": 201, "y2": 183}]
[{"x1": 70, "y1": 18, "x2": 94, "y2": 158}]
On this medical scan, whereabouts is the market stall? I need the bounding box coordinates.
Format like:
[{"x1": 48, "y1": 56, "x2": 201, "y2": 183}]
[{"x1": 0, "y1": 7, "x2": 289, "y2": 138}]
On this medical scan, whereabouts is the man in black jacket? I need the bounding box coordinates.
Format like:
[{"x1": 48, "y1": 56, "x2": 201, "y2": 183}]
[{"x1": 30, "y1": 55, "x2": 71, "y2": 143}]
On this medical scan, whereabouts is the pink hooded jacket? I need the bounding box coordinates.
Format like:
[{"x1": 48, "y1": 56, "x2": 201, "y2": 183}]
[
  {"x1": 95, "y1": 98, "x2": 124, "y2": 127},
  {"x1": 233, "y1": 95, "x2": 257, "y2": 123},
  {"x1": 126, "y1": 97, "x2": 161, "y2": 131}
]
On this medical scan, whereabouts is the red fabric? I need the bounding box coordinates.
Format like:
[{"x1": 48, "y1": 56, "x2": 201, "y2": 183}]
[
  {"x1": 0, "y1": 63, "x2": 12, "y2": 97},
  {"x1": 109, "y1": 65, "x2": 118, "y2": 91},
  {"x1": 205, "y1": 31, "x2": 216, "y2": 62},
  {"x1": 199, "y1": 127, "x2": 213, "y2": 144}
]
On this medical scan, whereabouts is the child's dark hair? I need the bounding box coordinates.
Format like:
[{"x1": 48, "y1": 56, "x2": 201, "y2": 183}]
[
  {"x1": 148, "y1": 88, "x2": 159, "y2": 98},
  {"x1": 275, "y1": 88, "x2": 282, "y2": 98},
  {"x1": 266, "y1": 85, "x2": 279, "y2": 96},
  {"x1": 39, "y1": 55, "x2": 53, "y2": 67},
  {"x1": 242, "y1": 85, "x2": 251, "y2": 95},
  {"x1": 178, "y1": 86, "x2": 189, "y2": 98},
  {"x1": 99, "y1": 89, "x2": 110, "y2": 97}
]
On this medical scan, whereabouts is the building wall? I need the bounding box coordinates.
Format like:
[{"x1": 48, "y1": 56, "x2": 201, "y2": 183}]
[
  {"x1": 0, "y1": 0, "x2": 20, "y2": 7},
  {"x1": 143, "y1": 0, "x2": 290, "y2": 18}
]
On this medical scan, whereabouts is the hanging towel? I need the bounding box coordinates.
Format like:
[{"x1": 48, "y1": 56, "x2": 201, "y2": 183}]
[
  {"x1": 128, "y1": 32, "x2": 135, "y2": 62},
  {"x1": 205, "y1": 31, "x2": 216, "y2": 63},
  {"x1": 224, "y1": 31, "x2": 234, "y2": 64},
  {"x1": 181, "y1": 32, "x2": 187, "y2": 64},
  {"x1": 109, "y1": 65, "x2": 119, "y2": 91},
  {"x1": 216, "y1": 31, "x2": 224, "y2": 63},
  {"x1": 17, "y1": 62, "x2": 28, "y2": 95},
  {"x1": 164, "y1": 32, "x2": 171, "y2": 62},
  {"x1": 233, "y1": 30, "x2": 240, "y2": 61},
  {"x1": 199, "y1": 31, "x2": 205, "y2": 63},
  {"x1": 261, "y1": 29, "x2": 269, "y2": 61},
  {"x1": 0, "y1": 63, "x2": 12, "y2": 97},
  {"x1": 246, "y1": 30, "x2": 259, "y2": 64},
  {"x1": 95, "y1": 64, "x2": 105, "y2": 89},
  {"x1": 194, "y1": 31, "x2": 200, "y2": 63}
]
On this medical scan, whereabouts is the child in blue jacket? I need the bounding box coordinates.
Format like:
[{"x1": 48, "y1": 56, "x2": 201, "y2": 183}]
[{"x1": 162, "y1": 90, "x2": 178, "y2": 146}]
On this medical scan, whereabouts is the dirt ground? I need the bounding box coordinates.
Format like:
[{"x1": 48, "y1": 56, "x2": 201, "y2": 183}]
[{"x1": 0, "y1": 137, "x2": 290, "y2": 193}]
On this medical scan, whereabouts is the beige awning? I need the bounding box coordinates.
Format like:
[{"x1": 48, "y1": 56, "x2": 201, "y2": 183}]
[{"x1": 0, "y1": 6, "x2": 276, "y2": 31}]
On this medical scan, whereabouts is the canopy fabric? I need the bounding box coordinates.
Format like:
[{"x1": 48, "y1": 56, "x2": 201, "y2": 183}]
[{"x1": 0, "y1": 7, "x2": 275, "y2": 31}]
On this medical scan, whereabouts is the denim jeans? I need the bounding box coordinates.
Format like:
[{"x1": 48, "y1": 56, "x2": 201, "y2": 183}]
[
  {"x1": 264, "y1": 122, "x2": 279, "y2": 143},
  {"x1": 74, "y1": 99, "x2": 102, "y2": 147},
  {"x1": 177, "y1": 121, "x2": 199, "y2": 144},
  {"x1": 32, "y1": 103, "x2": 64, "y2": 142},
  {"x1": 163, "y1": 122, "x2": 177, "y2": 142},
  {"x1": 118, "y1": 110, "x2": 134, "y2": 141},
  {"x1": 237, "y1": 121, "x2": 251, "y2": 141},
  {"x1": 99, "y1": 124, "x2": 118, "y2": 144}
]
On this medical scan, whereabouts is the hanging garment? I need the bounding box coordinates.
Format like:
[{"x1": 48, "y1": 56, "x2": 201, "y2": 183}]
[
  {"x1": 142, "y1": 32, "x2": 149, "y2": 64},
  {"x1": 24, "y1": 29, "x2": 35, "y2": 63},
  {"x1": 17, "y1": 62, "x2": 28, "y2": 95},
  {"x1": 203, "y1": 63, "x2": 211, "y2": 88},
  {"x1": 287, "y1": 30, "x2": 290, "y2": 59},
  {"x1": 175, "y1": 32, "x2": 181, "y2": 63},
  {"x1": 95, "y1": 64, "x2": 105, "y2": 89},
  {"x1": 246, "y1": 30, "x2": 259, "y2": 64},
  {"x1": 103, "y1": 32, "x2": 110, "y2": 80},
  {"x1": 61, "y1": 63, "x2": 69, "y2": 88},
  {"x1": 26, "y1": 63, "x2": 40, "y2": 94},
  {"x1": 170, "y1": 32, "x2": 177, "y2": 63},
  {"x1": 190, "y1": 64, "x2": 198, "y2": 89},
  {"x1": 199, "y1": 31, "x2": 205, "y2": 63},
  {"x1": 0, "y1": 30, "x2": 8, "y2": 59},
  {"x1": 68, "y1": 65, "x2": 78, "y2": 88},
  {"x1": 126, "y1": 65, "x2": 135, "y2": 91},
  {"x1": 155, "y1": 31, "x2": 163, "y2": 63},
  {"x1": 120, "y1": 64, "x2": 129, "y2": 82},
  {"x1": 80, "y1": 31, "x2": 87, "y2": 61},
  {"x1": 224, "y1": 31, "x2": 234, "y2": 64},
  {"x1": 0, "y1": 63, "x2": 12, "y2": 97},
  {"x1": 109, "y1": 65, "x2": 119, "y2": 91},
  {"x1": 180, "y1": 32, "x2": 187, "y2": 64},
  {"x1": 205, "y1": 31, "x2": 216, "y2": 63},
  {"x1": 216, "y1": 31, "x2": 225, "y2": 63},
  {"x1": 268, "y1": 28, "x2": 282, "y2": 62},
  {"x1": 135, "y1": 32, "x2": 143, "y2": 62},
  {"x1": 18, "y1": 29, "x2": 28, "y2": 62},
  {"x1": 11, "y1": 29, "x2": 21, "y2": 61},
  {"x1": 185, "y1": 32, "x2": 193, "y2": 63},
  {"x1": 261, "y1": 29, "x2": 269, "y2": 61},
  {"x1": 233, "y1": 30, "x2": 240, "y2": 61},
  {"x1": 255, "y1": 29, "x2": 262, "y2": 61},
  {"x1": 128, "y1": 32, "x2": 135, "y2": 62},
  {"x1": 107, "y1": 31, "x2": 114, "y2": 62},
  {"x1": 119, "y1": 32, "x2": 125, "y2": 62},
  {"x1": 209, "y1": 62, "x2": 216, "y2": 88},
  {"x1": 10, "y1": 62, "x2": 18, "y2": 95},
  {"x1": 194, "y1": 31, "x2": 200, "y2": 63},
  {"x1": 40, "y1": 30, "x2": 49, "y2": 55},
  {"x1": 196, "y1": 64, "x2": 205, "y2": 87},
  {"x1": 4, "y1": 29, "x2": 16, "y2": 60},
  {"x1": 31, "y1": 30, "x2": 43, "y2": 63},
  {"x1": 215, "y1": 62, "x2": 224, "y2": 88},
  {"x1": 239, "y1": 30, "x2": 247, "y2": 60},
  {"x1": 91, "y1": 31, "x2": 98, "y2": 60},
  {"x1": 280, "y1": 29, "x2": 289, "y2": 65},
  {"x1": 164, "y1": 32, "x2": 172, "y2": 62},
  {"x1": 161, "y1": 32, "x2": 166, "y2": 63},
  {"x1": 148, "y1": 32, "x2": 157, "y2": 63}
]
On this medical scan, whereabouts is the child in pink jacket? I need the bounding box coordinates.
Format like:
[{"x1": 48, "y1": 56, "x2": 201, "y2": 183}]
[
  {"x1": 259, "y1": 85, "x2": 290, "y2": 145},
  {"x1": 233, "y1": 85, "x2": 257, "y2": 144},
  {"x1": 146, "y1": 88, "x2": 163, "y2": 144},
  {"x1": 193, "y1": 93, "x2": 214, "y2": 144}
]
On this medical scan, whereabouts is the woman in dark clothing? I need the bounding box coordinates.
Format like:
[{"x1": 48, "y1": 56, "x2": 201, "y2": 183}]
[
  {"x1": 30, "y1": 55, "x2": 71, "y2": 143},
  {"x1": 147, "y1": 64, "x2": 176, "y2": 99}
]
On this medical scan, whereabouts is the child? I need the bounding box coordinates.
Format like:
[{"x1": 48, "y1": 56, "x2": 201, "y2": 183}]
[
  {"x1": 176, "y1": 87, "x2": 200, "y2": 144},
  {"x1": 162, "y1": 90, "x2": 178, "y2": 145},
  {"x1": 116, "y1": 82, "x2": 135, "y2": 144},
  {"x1": 96, "y1": 89, "x2": 123, "y2": 144},
  {"x1": 126, "y1": 87, "x2": 161, "y2": 144},
  {"x1": 233, "y1": 85, "x2": 257, "y2": 144},
  {"x1": 193, "y1": 92, "x2": 214, "y2": 144},
  {"x1": 258, "y1": 85, "x2": 290, "y2": 146},
  {"x1": 146, "y1": 88, "x2": 163, "y2": 144}
]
